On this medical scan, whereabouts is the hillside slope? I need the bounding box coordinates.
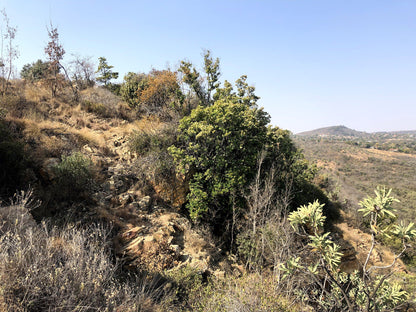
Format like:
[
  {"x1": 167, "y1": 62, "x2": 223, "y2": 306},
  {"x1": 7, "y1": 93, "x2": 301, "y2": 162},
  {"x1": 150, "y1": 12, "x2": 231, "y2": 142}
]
[
  {"x1": 1, "y1": 83, "x2": 415, "y2": 310},
  {"x1": 297, "y1": 125, "x2": 368, "y2": 137},
  {"x1": 295, "y1": 137, "x2": 416, "y2": 221}
]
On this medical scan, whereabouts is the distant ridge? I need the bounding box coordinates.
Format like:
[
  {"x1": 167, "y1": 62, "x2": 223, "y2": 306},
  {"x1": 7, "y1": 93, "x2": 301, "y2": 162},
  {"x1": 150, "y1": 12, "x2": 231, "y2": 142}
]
[{"x1": 296, "y1": 125, "x2": 368, "y2": 137}]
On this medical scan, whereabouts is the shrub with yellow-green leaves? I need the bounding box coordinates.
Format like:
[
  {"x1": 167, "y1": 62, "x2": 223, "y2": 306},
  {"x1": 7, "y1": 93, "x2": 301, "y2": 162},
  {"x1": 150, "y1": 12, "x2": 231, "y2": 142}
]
[{"x1": 281, "y1": 187, "x2": 415, "y2": 311}]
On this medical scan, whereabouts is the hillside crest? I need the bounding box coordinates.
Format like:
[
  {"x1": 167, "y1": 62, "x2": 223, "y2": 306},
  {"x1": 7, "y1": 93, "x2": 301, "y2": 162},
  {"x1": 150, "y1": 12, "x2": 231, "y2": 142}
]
[
  {"x1": 297, "y1": 125, "x2": 416, "y2": 138},
  {"x1": 296, "y1": 125, "x2": 367, "y2": 137}
]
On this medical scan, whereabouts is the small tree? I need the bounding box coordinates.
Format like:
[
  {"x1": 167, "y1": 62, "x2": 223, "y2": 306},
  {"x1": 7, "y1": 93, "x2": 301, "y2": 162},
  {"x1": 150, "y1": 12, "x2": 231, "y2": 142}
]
[
  {"x1": 44, "y1": 24, "x2": 65, "y2": 97},
  {"x1": 203, "y1": 49, "x2": 220, "y2": 105},
  {"x1": 95, "y1": 57, "x2": 118, "y2": 87},
  {"x1": 178, "y1": 50, "x2": 221, "y2": 107},
  {"x1": 120, "y1": 72, "x2": 147, "y2": 107},
  {"x1": 179, "y1": 50, "x2": 260, "y2": 109},
  {"x1": 0, "y1": 9, "x2": 18, "y2": 96},
  {"x1": 178, "y1": 60, "x2": 206, "y2": 106},
  {"x1": 69, "y1": 54, "x2": 95, "y2": 89}
]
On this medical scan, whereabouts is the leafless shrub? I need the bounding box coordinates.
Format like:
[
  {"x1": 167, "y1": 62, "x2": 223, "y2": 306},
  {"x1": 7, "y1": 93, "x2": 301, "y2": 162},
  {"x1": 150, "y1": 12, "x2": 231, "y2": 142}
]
[{"x1": 237, "y1": 152, "x2": 297, "y2": 281}]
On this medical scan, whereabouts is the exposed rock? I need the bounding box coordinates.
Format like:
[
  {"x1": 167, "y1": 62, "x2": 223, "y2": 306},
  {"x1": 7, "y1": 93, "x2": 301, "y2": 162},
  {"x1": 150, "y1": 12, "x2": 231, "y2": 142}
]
[
  {"x1": 82, "y1": 144, "x2": 94, "y2": 153},
  {"x1": 138, "y1": 196, "x2": 152, "y2": 210},
  {"x1": 118, "y1": 193, "x2": 133, "y2": 205},
  {"x1": 118, "y1": 210, "x2": 220, "y2": 273}
]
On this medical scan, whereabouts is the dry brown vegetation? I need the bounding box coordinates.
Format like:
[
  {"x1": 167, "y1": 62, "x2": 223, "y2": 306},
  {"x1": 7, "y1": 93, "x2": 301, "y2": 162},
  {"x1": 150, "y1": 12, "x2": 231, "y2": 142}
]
[
  {"x1": 0, "y1": 191, "x2": 172, "y2": 312},
  {"x1": 296, "y1": 138, "x2": 416, "y2": 221}
]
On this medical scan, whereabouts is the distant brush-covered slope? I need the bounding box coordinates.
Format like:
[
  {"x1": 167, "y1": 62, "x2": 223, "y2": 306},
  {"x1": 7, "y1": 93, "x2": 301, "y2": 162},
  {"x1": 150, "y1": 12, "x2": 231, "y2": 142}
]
[{"x1": 296, "y1": 125, "x2": 368, "y2": 138}]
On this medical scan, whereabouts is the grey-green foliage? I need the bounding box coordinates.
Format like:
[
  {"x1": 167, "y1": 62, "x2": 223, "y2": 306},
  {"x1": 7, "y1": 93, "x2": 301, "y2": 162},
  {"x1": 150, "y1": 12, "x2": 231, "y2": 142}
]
[
  {"x1": 282, "y1": 187, "x2": 415, "y2": 311},
  {"x1": 20, "y1": 59, "x2": 50, "y2": 82},
  {"x1": 53, "y1": 152, "x2": 94, "y2": 199}
]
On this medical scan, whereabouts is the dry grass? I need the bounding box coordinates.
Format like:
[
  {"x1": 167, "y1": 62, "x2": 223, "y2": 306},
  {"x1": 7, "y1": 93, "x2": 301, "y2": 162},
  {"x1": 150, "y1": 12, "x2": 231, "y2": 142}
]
[
  {"x1": 0, "y1": 191, "x2": 172, "y2": 312},
  {"x1": 24, "y1": 83, "x2": 50, "y2": 103},
  {"x1": 107, "y1": 117, "x2": 163, "y2": 138},
  {"x1": 167, "y1": 268, "x2": 303, "y2": 312},
  {"x1": 74, "y1": 127, "x2": 106, "y2": 148}
]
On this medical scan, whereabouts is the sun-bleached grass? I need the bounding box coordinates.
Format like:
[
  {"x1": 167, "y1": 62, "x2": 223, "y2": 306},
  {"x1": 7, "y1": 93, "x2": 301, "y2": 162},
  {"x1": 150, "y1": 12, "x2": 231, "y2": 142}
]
[
  {"x1": 0, "y1": 191, "x2": 172, "y2": 312},
  {"x1": 75, "y1": 127, "x2": 106, "y2": 148}
]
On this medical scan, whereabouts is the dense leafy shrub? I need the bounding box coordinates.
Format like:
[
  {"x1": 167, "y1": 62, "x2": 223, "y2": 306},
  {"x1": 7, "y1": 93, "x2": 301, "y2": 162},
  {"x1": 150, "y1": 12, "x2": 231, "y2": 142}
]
[
  {"x1": 20, "y1": 59, "x2": 50, "y2": 82},
  {"x1": 169, "y1": 100, "x2": 270, "y2": 221},
  {"x1": 120, "y1": 72, "x2": 148, "y2": 107},
  {"x1": 169, "y1": 100, "x2": 316, "y2": 224}
]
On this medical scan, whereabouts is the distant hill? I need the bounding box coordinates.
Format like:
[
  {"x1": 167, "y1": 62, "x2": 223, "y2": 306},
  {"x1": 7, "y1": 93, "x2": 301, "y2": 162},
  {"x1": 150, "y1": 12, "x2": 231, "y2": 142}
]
[
  {"x1": 297, "y1": 126, "x2": 416, "y2": 138},
  {"x1": 296, "y1": 125, "x2": 368, "y2": 138}
]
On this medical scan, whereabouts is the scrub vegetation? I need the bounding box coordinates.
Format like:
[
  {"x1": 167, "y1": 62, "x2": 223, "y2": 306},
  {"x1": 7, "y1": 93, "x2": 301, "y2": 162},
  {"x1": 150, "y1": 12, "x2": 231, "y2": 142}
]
[{"x1": 0, "y1": 15, "x2": 415, "y2": 311}]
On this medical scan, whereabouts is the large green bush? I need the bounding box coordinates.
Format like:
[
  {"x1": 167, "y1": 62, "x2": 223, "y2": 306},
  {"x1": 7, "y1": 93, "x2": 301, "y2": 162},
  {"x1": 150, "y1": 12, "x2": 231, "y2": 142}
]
[
  {"x1": 169, "y1": 100, "x2": 270, "y2": 221},
  {"x1": 169, "y1": 100, "x2": 315, "y2": 224}
]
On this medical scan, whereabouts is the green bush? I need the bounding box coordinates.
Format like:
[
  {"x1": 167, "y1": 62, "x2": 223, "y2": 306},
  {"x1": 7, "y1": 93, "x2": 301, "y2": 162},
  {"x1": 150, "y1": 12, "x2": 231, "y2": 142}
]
[
  {"x1": 20, "y1": 59, "x2": 50, "y2": 82},
  {"x1": 169, "y1": 100, "x2": 316, "y2": 224},
  {"x1": 169, "y1": 100, "x2": 271, "y2": 221},
  {"x1": 52, "y1": 152, "x2": 94, "y2": 200},
  {"x1": 120, "y1": 72, "x2": 148, "y2": 107}
]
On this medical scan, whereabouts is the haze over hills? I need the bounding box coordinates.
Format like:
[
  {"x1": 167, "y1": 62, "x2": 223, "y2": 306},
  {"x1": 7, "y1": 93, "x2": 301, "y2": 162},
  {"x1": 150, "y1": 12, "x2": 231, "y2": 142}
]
[{"x1": 296, "y1": 125, "x2": 416, "y2": 138}]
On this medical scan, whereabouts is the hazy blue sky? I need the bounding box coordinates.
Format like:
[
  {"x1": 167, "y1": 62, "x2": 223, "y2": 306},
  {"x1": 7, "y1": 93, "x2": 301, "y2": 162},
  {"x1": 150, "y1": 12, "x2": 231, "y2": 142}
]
[{"x1": 1, "y1": 0, "x2": 415, "y2": 133}]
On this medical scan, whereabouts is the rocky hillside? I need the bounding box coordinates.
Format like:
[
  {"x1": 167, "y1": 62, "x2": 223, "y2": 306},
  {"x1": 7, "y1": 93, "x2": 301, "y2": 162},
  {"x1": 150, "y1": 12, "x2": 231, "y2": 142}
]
[
  {"x1": 0, "y1": 83, "x2": 233, "y2": 276},
  {"x1": 1, "y1": 82, "x2": 415, "y2": 311}
]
